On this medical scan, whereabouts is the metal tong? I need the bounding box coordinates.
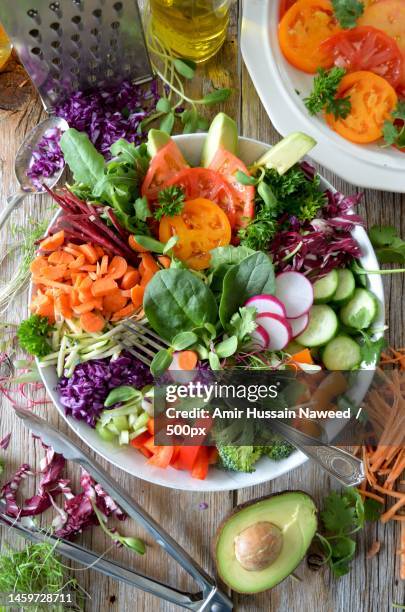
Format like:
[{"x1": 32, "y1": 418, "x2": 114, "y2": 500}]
[{"x1": 5, "y1": 408, "x2": 232, "y2": 612}]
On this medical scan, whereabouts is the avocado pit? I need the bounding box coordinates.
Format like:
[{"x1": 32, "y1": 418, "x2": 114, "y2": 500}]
[{"x1": 234, "y1": 521, "x2": 283, "y2": 571}]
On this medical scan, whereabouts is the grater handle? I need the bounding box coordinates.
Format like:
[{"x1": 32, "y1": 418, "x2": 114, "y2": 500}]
[{"x1": 0, "y1": 192, "x2": 27, "y2": 231}]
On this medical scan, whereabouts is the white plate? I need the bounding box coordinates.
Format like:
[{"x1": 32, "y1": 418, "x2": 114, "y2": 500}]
[
  {"x1": 36, "y1": 133, "x2": 384, "y2": 491},
  {"x1": 241, "y1": 0, "x2": 405, "y2": 192}
]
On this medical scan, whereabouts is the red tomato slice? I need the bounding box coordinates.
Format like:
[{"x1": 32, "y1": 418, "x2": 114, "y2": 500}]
[
  {"x1": 209, "y1": 148, "x2": 255, "y2": 229},
  {"x1": 163, "y1": 167, "x2": 237, "y2": 227},
  {"x1": 321, "y1": 26, "x2": 403, "y2": 88},
  {"x1": 358, "y1": 0, "x2": 405, "y2": 89},
  {"x1": 141, "y1": 140, "x2": 188, "y2": 201}
]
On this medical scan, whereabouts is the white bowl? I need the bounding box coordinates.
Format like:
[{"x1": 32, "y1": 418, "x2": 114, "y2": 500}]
[
  {"x1": 241, "y1": 0, "x2": 405, "y2": 192},
  {"x1": 37, "y1": 133, "x2": 384, "y2": 491}
]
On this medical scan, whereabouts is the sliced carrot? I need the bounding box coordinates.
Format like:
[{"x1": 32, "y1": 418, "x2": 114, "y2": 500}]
[
  {"x1": 48, "y1": 251, "x2": 75, "y2": 265},
  {"x1": 79, "y1": 311, "x2": 105, "y2": 333},
  {"x1": 177, "y1": 350, "x2": 198, "y2": 370},
  {"x1": 121, "y1": 269, "x2": 140, "y2": 290},
  {"x1": 78, "y1": 243, "x2": 98, "y2": 264},
  {"x1": 32, "y1": 295, "x2": 55, "y2": 320},
  {"x1": 55, "y1": 293, "x2": 73, "y2": 319},
  {"x1": 69, "y1": 290, "x2": 81, "y2": 308},
  {"x1": 140, "y1": 252, "x2": 159, "y2": 273},
  {"x1": 111, "y1": 303, "x2": 136, "y2": 321},
  {"x1": 100, "y1": 255, "x2": 109, "y2": 276},
  {"x1": 30, "y1": 256, "x2": 48, "y2": 275},
  {"x1": 158, "y1": 256, "x2": 171, "y2": 269},
  {"x1": 130, "y1": 284, "x2": 145, "y2": 308},
  {"x1": 140, "y1": 268, "x2": 156, "y2": 286},
  {"x1": 139, "y1": 261, "x2": 145, "y2": 276},
  {"x1": 68, "y1": 254, "x2": 86, "y2": 270},
  {"x1": 94, "y1": 246, "x2": 105, "y2": 258},
  {"x1": 92, "y1": 277, "x2": 118, "y2": 297},
  {"x1": 79, "y1": 264, "x2": 98, "y2": 272},
  {"x1": 35, "y1": 264, "x2": 67, "y2": 282},
  {"x1": 107, "y1": 255, "x2": 128, "y2": 280},
  {"x1": 39, "y1": 230, "x2": 65, "y2": 252},
  {"x1": 102, "y1": 291, "x2": 128, "y2": 313},
  {"x1": 78, "y1": 276, "x2": 92, "y2": 292},
  {"x1": 147, "y1": 418, "x2": 154, "y2": 436},
  {"x1": 291, "y1": 349, "x2": 314, "y2": 365},
  {"x1": 129, "y1": 235, "x2": 148, "y2": 253},
  {"x1": 74, "y1": 300, "x2": 103, "y2": 315},
  {"x1": 78, "y1": 289, "x2": 95, "y2": 303},
  {"x1": 121, "y1": 289, "x2": 132, "y2": 298},
  {"x1": 33, "y1": 278, "x2": 73, "y2": 292},
  {"x1": 64, "y1": 244, "x2": 83, "y2": 258}
]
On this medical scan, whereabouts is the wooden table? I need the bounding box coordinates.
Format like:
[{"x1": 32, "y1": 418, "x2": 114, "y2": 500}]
[{"x1": 0, "y1": 3, "x2": 404, "y2": 610}]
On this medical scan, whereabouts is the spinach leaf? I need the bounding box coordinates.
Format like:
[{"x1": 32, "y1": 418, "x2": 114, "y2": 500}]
[
  {"x1": 144, "y1": 269, "x2": 218, "y2": 341},
  {"x1": 209, "y1": 245, "x2": 255, "y2": 268},
  {"x1": 60, "y1": 128, "x2": 104, "y2": 188},
  {"x1": 219, "y1": 252, "x2": 275, "y2": 328}
]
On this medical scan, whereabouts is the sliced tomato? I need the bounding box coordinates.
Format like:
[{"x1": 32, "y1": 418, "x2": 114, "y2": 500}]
[
  {"x1": 321, "y1": 26, "x2": 403, "y2": 88},
  {"x1": 141, "y1": 140, "x2": 188, "y2": 202},
  {"x1": 279, "y1": 0, "x2": 297, "y2": 20},
  {"x1": 209, "y1": 148, "x2": 255, "y2": 229},
  {"x1": 163, "y1": 167, "x2": 237, "y2": 227},
  {"x1": 190, "y1": 446, "x2": 209, "y2": 480},
  {"x1": 278, "y1": 0, "x2": 341, "y2": 74},
  {"x1": 158, "y1": 197, "x2": 231, "y2": 270},
  {"x1": 325, "y1": 70, "x2": 398, "y2": 143},
  {"x1": 358, "y1": 0, "x2": 405, "y2": 89}
]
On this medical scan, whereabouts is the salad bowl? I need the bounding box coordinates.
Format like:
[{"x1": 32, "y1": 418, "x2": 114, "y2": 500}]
[
  {"x1": 241, "y1": 0, "x2": 405, "y2": 192},
  {"x1": 36, "y1": 133, "x2": 384, "y2": 492}
]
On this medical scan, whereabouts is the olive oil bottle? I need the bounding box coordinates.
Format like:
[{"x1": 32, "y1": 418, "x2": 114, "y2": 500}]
[{"x1": 150, "y1": 0, "x2": 232, "y2": 62}]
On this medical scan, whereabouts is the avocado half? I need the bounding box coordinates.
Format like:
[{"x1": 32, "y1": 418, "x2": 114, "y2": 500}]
[{"x1": 214, "y1": 491, "x2": 317, "y2": 594}]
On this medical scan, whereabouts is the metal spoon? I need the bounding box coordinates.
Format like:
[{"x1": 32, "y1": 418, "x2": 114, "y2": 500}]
[{"x1": 0, "y1": 116, "x2": 68, "y2": 231}]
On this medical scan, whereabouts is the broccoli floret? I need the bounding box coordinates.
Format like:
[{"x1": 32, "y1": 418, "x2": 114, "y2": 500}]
[
  {"x1": 217, "y1": 445, "x2": 264, "y2": 473},
  {"x1": 263, "y1": 436, "x2": 295, "y2": 461}
]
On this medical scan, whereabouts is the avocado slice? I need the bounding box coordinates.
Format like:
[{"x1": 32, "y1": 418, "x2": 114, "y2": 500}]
[
  {"x1": 147, "y1": 129, "x2": 171, "y2": 158},
  {"x1": 254, "y1": 132, "x2": 316, "y2": 175},
  {"x1": 201, "y1": 112, "x2": 238, "y2": 167},
  {"x1": 214, "y1": 491, "x2": 317, "y2": 594}
]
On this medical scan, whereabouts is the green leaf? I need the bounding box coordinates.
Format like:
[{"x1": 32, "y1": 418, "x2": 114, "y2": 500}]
[
  {"x1": 172, "y1": 331, "x2": 198, "y2": 351},
  {"x1": 215, "y1": 335, "x2": 238, "y2": 358},
  {"x1": 236, "y1": 170, "x2": 259, "y2": 186},
  {"x1": 174, "y1": 58, "x2": 195, "y2": 79},
  {"x1": 219, "y1": 252, "x2": 275, "y2": 328},
  {"x1": 197, "y1": 115, "x2": 210, "y2": 131},
  {"x1": 331, "y1": 0, "x2": 364, "y2": 28},
  {"x1": 209, "y1": 245, "x2": 255, "y2": 269},
  {"x1": 133, "y1": 235, "x2": 165, "y2": 253},
  {"x1": 209, "y1": 351, "x2": 221, "y2": 370},
  {"x1": 154, "y1": 185, "x2": 185, "y2": 220},
  {"x1": 160, "y1": 112, "x2": 175, "y2": 135},
  {"x1": 257, "y1": 181, "x2": 277, "y2": 208},
  {"x1": 60, "y1": 128, "x2": 104, "y2": 188},
  {"x1": 135, "y1": 196, "x2": 151, "y2": 221},
  {"x1": 144, "y1": 269, "x2": 218, "y2": 341},
  {"x1": 321, "y1": 491, "x2": 355, "y2": 533},
  {"x1": 229, "y1": 306, "x2": 257, "y2": 344},
  {"x1": 369, "y1": 225, "x2": 397, "y2": 248},
  {"x1": 360, "y1": 334, "x2": 386, "y2": 366},
  {"x1": 202, "y1": 88, "x2": 232, "y2": 106},
  {"x1": 203, "y1": 322, "x2": 217, "y2": 339},
  {"x1": 383, "y1": 121, "x2": 399, "y2": 146},
  {"x1": 120, "y1": 536, "x2": 146, "y2": 554},
  {"x1": 150, "y1": 349, "x2": 173, "y2": 377},
  {"x1": 364, "y1": 498, "x2": 382, "y2": 522},
  {"x1": 304, "y1": 67, "x2": 348, "y2": 117},
  {"x1": 104, "y1": 386, "x2": 140, "y2": 407},
  {"x1": 163, "y1": 235, "x2": 179, "y2": 254},
  {"x1": 156, "y1": 97, "x2": 172, "y2": 113}
]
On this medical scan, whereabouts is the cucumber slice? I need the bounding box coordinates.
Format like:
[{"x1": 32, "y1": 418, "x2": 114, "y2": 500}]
[
  {"x1": 296, "y1": 305, "x2": 338, "y2": 347},
  {"x1": 339, "y1": 288, "x2": 377, "y2": 330},
  {"x1": 313, "y1": 270, "x2": 338, "y2": 304},
  {"x1": 96, "y1": 422, "x2": 116, "y2": 442},
  {"x1": 331, "y1": 269, "x2": 355, "y2": 305},
  {"x1": 322, "y1": 335, "x2": 361, "y2": 370}
]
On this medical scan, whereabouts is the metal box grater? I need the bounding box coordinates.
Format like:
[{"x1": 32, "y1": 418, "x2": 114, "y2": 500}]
[{"x1": 0, "y1": 0, "x2": 153, "y2": 111}]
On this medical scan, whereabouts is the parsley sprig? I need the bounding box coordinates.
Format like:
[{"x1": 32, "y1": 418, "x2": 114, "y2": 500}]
[
  {"x1": 382, "y1": 101, "x2": 405, "y2": 150},
  {"x1": 332, "y1": 0, "x2": 364, "y2": 29},
  {"x1": 304, "y1": 68, "x2": 351, "y2": 120},
  {"x1": 317, "y1": 488, "x2": 380, "y2": 577},
  {"x1": 154, "y1": 186, "x2": 186, "y2": 220},
  {"x1": 17, "y1": 314, "x2": 54, "y2": 358}
]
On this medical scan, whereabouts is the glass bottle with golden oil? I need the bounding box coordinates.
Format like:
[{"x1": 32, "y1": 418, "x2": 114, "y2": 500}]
[{"x1": 150, "y1": 0, "x2": 233, "y2": 63}]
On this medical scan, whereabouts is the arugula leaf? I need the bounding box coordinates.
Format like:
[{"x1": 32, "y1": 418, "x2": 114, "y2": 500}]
[
  {"x1": 304, "y1": 68, "x2": 351, "y2": 119},
  {"x1": 154, "y1": 186, "x2": 186, "y2": 220},
  {"x1": 369, "y1": 225, "x2": 405, "y2": 265},
  {"x1": 332, "y1": 0, "x2": 364, "y2": 29}
]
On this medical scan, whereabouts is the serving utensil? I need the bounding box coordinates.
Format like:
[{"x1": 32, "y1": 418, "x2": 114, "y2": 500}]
[
  {"x1": 12, "y1": 407, "x2": 233, "y2": 612},
  {"x1": 120, "y1": 320, "x2": 169, "y2": 366},
  {"x1": 0, "y1": 116, "x2": 68, "y2": 232}
]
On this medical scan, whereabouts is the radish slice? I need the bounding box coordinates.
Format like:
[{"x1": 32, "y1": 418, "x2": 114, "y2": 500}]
[
  {"x1": 245, "y1": 294, "x2": 286, "y2": 318},
  {"x1": 275, "y1": 272, "x2": 313, "y2": 319},
  {"x1": 248, "y1": 324, "x2": 270, "y2": 350},
  {"x1": 256, "y1": 313, "x2": 292, "y2": 351},
  {"x1": 288, "y1": 313, "x2": 309, "y2": 338}
]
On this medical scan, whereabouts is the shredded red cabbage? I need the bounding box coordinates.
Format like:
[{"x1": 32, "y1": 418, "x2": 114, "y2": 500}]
[
  {"x1": 0, "y1": 432, "x2": 11, "y2": 450},
  {"x1": 58, "y1": 351, "x2": 153, "y2": 428},
  {"x1": 27, "y1": 79, "x2": 159, "y2": 189},
  {"x1": 271, "y1": 181, "x2": 364, "y2": 278}
]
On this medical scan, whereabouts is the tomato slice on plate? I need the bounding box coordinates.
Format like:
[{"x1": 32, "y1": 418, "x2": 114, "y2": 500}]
[
  {"x1": 278, "y1": 0, "x2": 341, "y2": 73},
  {"x1": 141, "y1": 140, "x2": 188, "y2": 201},
  {"x1": 321, "y1": 26, "x2": 403, "y2": 88},
  {"x1": 325, "y1": 70, "x2": 398, "y2": 143},
  {"x1": 209, "y1": 148, "x2": 255, "y2": 229},
  {"x1": 279, "y1": 0, "x2": 297, "y2": 20},
  {"x1": 163, "y1": 167, "x2": 237, "y2": 227},
  {"x1": 158, "y1": 197, "x2": 231, "y2": 270},
  {"x1": 358, "y1": 0, "x2": 405, "y2": 89}
]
